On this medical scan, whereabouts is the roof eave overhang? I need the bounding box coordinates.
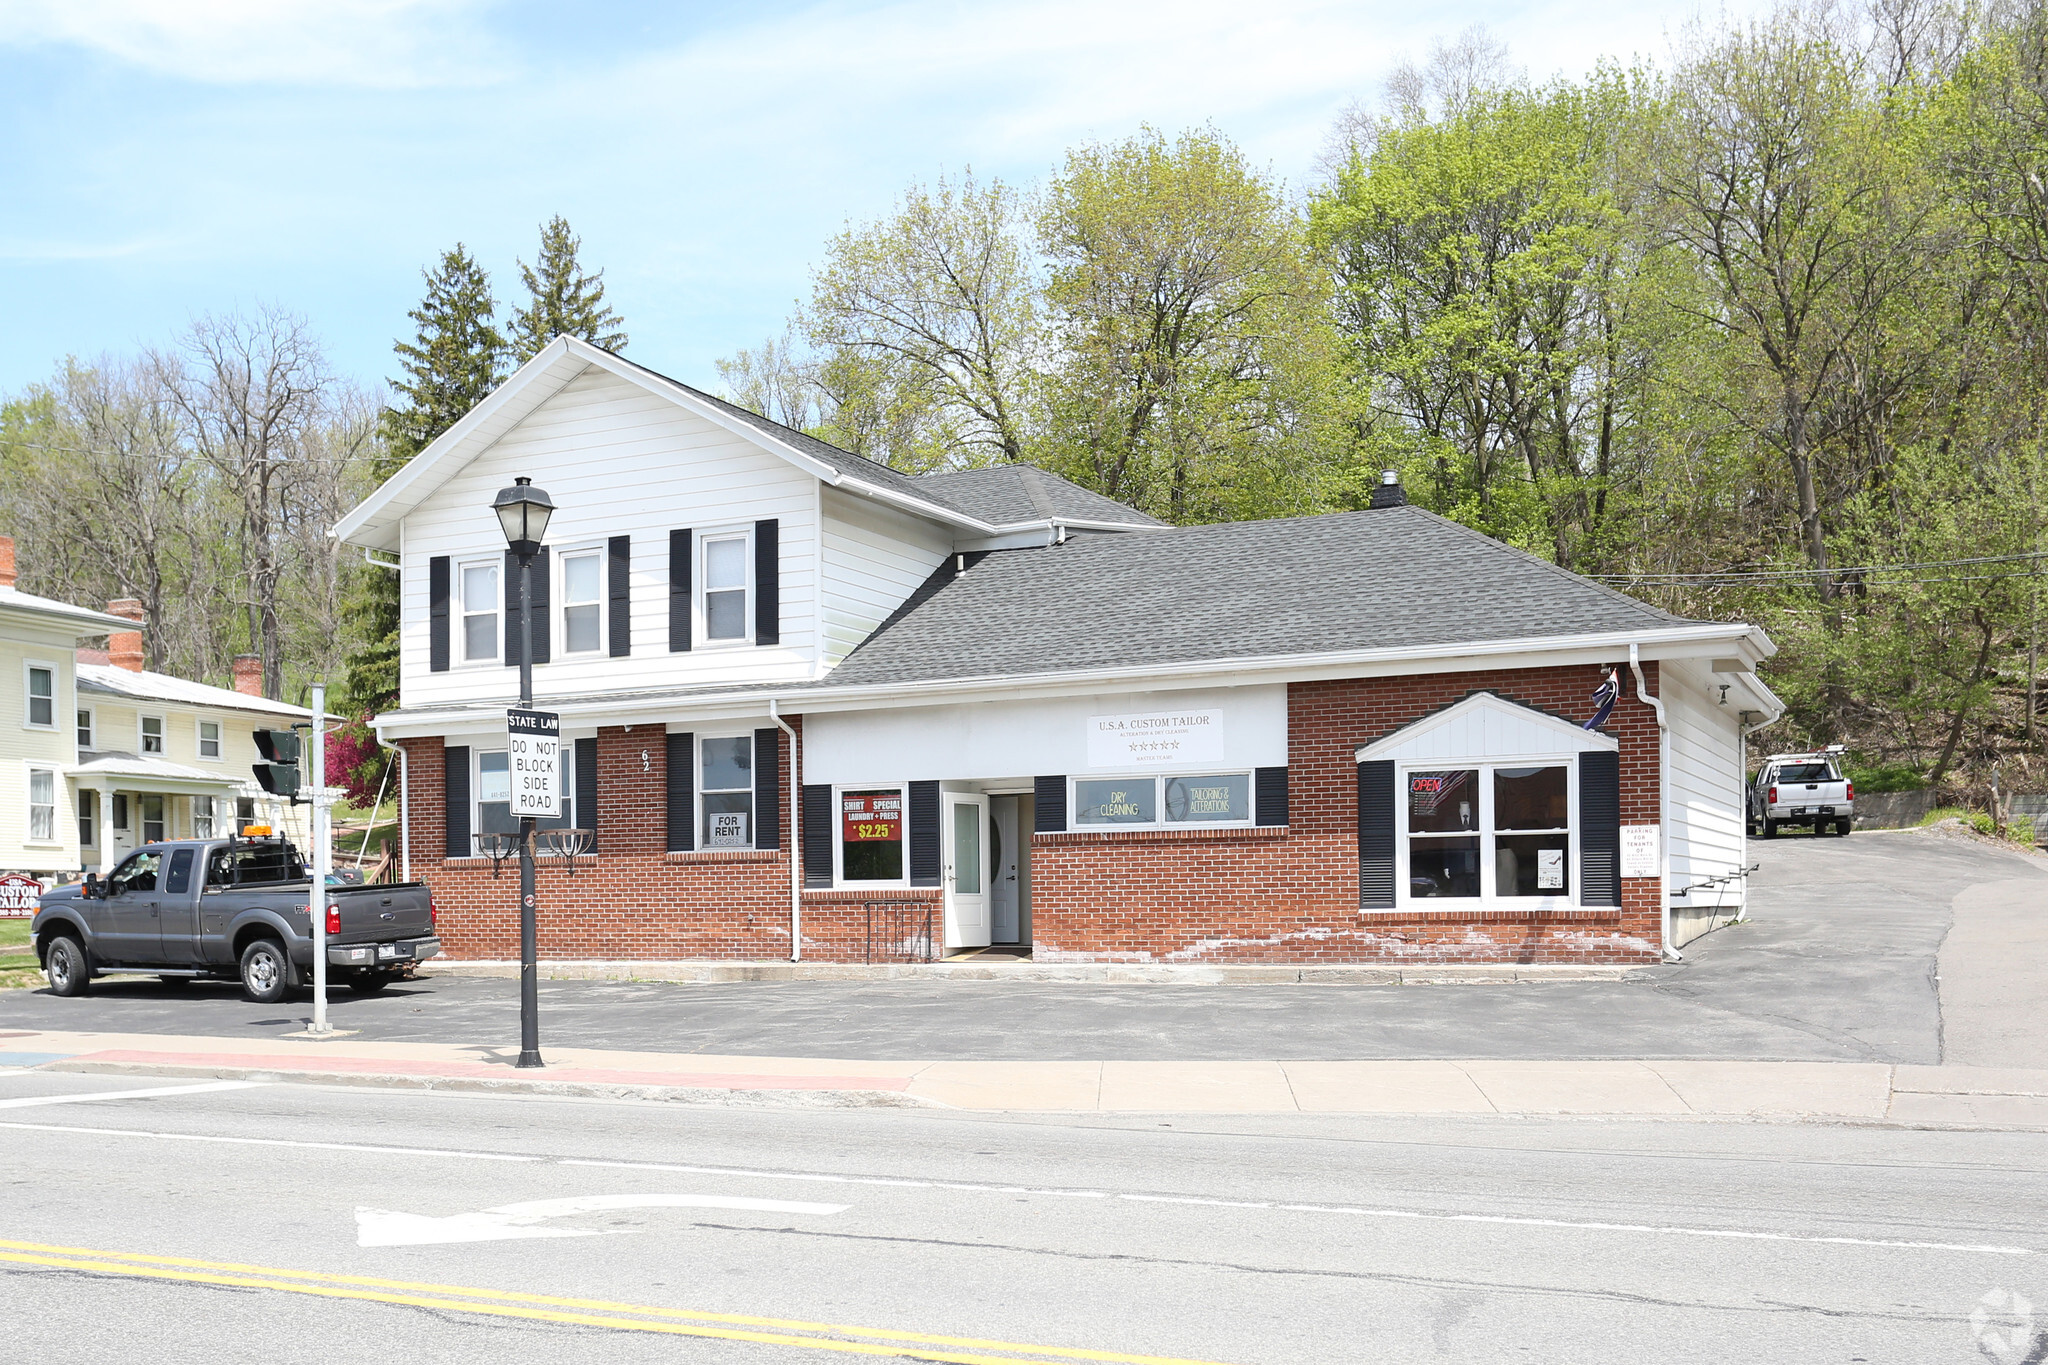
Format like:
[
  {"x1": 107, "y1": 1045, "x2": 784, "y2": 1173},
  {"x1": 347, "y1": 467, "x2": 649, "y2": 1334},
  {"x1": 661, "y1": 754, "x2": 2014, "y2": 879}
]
[
  {"x1": 0, "y1": 599, "x2": 142, "y2": 635},
  {"x1": 371, "y1": 622, "x2": 1773, "y2": 738}
]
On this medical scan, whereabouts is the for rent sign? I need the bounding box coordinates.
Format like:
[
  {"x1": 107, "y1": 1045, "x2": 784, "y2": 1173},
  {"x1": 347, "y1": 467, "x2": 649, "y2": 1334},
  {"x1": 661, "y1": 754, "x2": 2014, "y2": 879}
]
[
  {"x1": 0, "y1": 874, "x2": 44, "y2": 918},
  {"x1": 506, "y1": 708, "x2": 561, "y2": 819},
  {"x1": 1086, "y1": 710, "x2": 1224, "y2": 768}
]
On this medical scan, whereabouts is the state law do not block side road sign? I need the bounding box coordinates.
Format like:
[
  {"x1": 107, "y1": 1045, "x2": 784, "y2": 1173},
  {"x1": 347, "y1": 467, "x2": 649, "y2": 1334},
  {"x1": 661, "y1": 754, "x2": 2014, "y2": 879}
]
[{"x1": 507, "y1": 707, "x2": 561, "y2": 819}]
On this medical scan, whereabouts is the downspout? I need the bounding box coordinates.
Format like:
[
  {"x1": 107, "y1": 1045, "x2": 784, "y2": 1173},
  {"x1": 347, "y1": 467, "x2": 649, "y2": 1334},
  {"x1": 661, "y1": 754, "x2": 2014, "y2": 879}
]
[
  {"x1": 1629, "y1": 644, "x2": 1679, "y2": 963},
  {"x1": 768, "y1": 698, "x2": 801, "y2": 962}
]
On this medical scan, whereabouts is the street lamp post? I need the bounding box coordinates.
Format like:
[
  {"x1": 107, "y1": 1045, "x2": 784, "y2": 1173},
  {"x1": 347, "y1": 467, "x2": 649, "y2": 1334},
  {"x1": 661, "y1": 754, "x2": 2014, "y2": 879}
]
[{"x1": 493, "y1": 476, "x2": 555, "y2": 1070}]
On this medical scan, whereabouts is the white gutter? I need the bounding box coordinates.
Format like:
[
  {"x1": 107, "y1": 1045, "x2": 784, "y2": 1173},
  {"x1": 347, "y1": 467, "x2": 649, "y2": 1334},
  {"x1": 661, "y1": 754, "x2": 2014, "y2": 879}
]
[
  {"x1": 1629, "y1": 643, "x2": 1678, "y2": 963},
  {"x1": 768, "y1": 698, "x2": 801, "y2": 962}
]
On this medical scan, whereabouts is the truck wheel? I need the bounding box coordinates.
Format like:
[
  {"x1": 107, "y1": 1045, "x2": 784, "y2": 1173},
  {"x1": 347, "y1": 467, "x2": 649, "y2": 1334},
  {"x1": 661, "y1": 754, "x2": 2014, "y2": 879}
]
[
  {"x1": 44, "y1": 935, "x2": 89, "y2": 997},
  {"x1": 347, "y1": 973, "x2": 392, "y2": 996},
  {"x1": 1835, "y1": 819, "x2": 1852, "y2": 837},
  {"x1": 239, "y1": 939, "x2": 293, "y2": 1005},
  {"x1": 1762, "y1": 819, "x2": 1779, "y2": 840}
]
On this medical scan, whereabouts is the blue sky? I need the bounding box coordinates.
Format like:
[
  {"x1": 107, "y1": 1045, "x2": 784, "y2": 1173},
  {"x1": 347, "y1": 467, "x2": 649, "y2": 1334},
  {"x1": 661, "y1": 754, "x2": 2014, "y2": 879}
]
[{"x1": 0, "y1": 0, "x2": 1747, "y2": 398}]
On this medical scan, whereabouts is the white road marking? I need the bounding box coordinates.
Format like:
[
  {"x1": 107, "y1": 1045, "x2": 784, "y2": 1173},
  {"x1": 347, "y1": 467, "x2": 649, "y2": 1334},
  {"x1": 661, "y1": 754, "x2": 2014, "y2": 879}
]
[
  {"x1": 356, "y1": 1193, "x2": 850, "y2": 1246},
  {"x1": 0, "y1": 1081, "x2": 266, "y2": 1110},
  {"x1": 0, "y1": 1116, "x2": 2032, "y2": 1258}
]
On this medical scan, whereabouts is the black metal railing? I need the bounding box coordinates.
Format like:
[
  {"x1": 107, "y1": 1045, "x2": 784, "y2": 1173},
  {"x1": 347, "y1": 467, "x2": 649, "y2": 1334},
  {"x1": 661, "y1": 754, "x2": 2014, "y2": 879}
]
[{"x1": 865, "y1": 901, "x2": 935, "y2": 964}]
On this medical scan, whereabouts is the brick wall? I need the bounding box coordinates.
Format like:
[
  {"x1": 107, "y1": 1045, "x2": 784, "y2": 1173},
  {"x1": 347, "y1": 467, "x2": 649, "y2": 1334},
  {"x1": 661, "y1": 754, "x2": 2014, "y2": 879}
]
[
  {"x1": 1027, "y1": 664, "x2": 1665, "y2": 965},
  {"x1": 398, "y1": 662, "x2": 1667, "y2": 966}
]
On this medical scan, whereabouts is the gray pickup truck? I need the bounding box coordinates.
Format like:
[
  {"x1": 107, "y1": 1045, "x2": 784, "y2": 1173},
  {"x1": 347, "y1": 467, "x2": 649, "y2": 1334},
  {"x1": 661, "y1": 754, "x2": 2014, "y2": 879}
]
[{"x1": 32, "y1": 835, "x2": 440, "y2": 1004}]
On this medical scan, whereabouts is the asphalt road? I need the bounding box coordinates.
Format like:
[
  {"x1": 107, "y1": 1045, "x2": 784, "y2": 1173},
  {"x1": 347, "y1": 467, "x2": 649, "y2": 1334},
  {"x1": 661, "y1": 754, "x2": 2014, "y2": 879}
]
[
  {"x1": 0, "y1": 1070, "x2": 2041, "y2": 1363},
  {"x1": 1, "y1": 828, "x2": 2040, "y2": 1063}
]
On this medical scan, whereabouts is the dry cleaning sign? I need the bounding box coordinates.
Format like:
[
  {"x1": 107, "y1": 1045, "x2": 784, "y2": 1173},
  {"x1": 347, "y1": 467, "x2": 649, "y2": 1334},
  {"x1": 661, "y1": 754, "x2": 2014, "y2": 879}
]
[{"x1": 1087, "y1": 710, "x2": 1224, "y2": 767}]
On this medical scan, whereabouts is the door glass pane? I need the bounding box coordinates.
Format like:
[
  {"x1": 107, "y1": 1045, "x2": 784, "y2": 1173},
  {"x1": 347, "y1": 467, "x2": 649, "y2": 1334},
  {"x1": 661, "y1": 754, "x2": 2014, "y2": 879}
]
[
  {"x1": 1494, "y1": 766, "x2": 1567, "y2": 830},
  {"x1": 952, "y1": 804, "x2": 981, "y2": 894},
  {"x1": 1163, "y1": 774, "x2": 1249, "y2": 823},
  {"x1": 840, "y1": 789, "x2": 904, "y2": 881},
  {"x1": 1074, "y1": 778, "x2": 1156, "y2": 825},
  {"x1": 1409, "y1": 836, "x2": 1480, "y2": 898},
  {"x1": 112, "y1": 851, "x2": 160, "y2": 895},
  {"x1": 1408, "y1": 770, "x2": 1478, "y2": 833},
  {"x1": 1497, "y1": 834, "x2": 1569, "y2": 896}
]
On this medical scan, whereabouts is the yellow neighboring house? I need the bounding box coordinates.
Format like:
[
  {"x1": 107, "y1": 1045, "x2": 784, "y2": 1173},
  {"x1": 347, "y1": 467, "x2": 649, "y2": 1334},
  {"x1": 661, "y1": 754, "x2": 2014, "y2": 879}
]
[{"x1": 1, "y1": 535, "x2": 314, "y2": 882}]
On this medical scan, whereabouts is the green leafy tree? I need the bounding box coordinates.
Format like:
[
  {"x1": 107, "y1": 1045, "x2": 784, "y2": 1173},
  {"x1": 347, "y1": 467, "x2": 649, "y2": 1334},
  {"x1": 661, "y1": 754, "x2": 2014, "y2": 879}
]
[{"x1": 510, "y1": 216, "x2": 627, "y2": 361}]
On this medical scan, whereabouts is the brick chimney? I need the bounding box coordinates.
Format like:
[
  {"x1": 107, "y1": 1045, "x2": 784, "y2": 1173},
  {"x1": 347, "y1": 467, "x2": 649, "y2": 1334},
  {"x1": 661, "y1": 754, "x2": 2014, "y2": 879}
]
[
  {"x1": 105, "y1": 599, "x2": 146, "y2": 673},
  {"x1": 0, "y1": 535, "x2": 15, "y2": 589},
  {"x1": 232, "y1": 654, "x2": 263, "y2": 697}
]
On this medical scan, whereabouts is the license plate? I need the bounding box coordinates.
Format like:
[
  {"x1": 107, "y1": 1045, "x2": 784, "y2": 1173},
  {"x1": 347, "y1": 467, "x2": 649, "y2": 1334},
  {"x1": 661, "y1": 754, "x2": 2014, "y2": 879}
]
[
  {"x1": 1791, "y1": 807, "x2": 1808, "y2": 815},
  {"x1": 1817, "y1": 806, "x2": 1834, "y2": 816},
  {"x1": 377, "y1": 944, "x2": 409, "y2": 960}
]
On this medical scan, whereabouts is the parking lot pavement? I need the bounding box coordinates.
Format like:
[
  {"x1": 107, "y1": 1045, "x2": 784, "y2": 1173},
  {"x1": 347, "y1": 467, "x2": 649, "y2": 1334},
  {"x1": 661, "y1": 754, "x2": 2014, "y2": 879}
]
[{"x1": 0, "y1": 827, "x2": 2038, "y2": 1064}]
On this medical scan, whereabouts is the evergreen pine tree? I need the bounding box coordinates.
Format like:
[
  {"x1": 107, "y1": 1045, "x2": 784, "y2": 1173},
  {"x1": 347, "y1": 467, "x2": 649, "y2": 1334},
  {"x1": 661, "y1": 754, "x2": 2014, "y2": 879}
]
[
  {"x1": 341, "y1": 246, "x2": 508, "y2": 736},
  {"x1": 510, "y1": 216, "x2": 628, "y2": 360}
]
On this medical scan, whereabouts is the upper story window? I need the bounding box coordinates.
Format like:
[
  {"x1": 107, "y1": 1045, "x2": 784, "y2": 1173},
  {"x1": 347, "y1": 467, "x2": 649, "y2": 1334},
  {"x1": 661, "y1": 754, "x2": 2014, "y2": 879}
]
[
  {"x1": 140, "y1": 715, "x2": 165, "y2": 754},
  {"x1": 77, "y1": 708, "x2": 94, "y2": 750},
  {"x1": 23, "y1": 663, "x2": 55, "y2": 729},
  {"x1": 461, "y1": 559, "x2": 500, "y2": 664},
  {"x1": 198, "y1": 719, "x2": 222, "y2": 760},
  {"x1": 560, "y1": 548, "x2": 603, "y2": 655},
  {"x1": 701, "y1": 530, "x2": 751, "y2": 644}
]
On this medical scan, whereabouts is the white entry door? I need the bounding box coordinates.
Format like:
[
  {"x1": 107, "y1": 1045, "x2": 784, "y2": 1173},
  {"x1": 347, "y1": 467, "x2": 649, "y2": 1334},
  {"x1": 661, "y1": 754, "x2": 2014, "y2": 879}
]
[
  {"x1": 943, "y1": 793, "x2": 991, "y2": 950},
  {"x1": 990, "y1": 796, "x2": 1020, "y2": 943}
]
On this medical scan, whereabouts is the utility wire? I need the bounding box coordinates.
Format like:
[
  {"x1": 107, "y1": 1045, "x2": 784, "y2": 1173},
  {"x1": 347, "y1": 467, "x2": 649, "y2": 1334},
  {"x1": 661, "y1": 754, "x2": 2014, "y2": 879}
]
[{"x1": 1596, "y1": 549, "x2": 2048, "y2": 584}]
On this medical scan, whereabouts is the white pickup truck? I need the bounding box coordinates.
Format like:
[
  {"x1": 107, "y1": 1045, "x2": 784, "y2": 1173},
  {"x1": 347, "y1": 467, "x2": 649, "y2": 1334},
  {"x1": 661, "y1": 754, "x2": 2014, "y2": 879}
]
[{"x1": 1748, "y1": 749, "x2": 1854, "y2": 838}]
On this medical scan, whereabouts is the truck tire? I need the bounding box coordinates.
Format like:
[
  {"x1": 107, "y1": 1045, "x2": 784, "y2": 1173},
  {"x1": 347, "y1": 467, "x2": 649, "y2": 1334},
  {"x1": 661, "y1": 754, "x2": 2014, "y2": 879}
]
[
  {"x1": 1762, "y1": 819, "x2": 1780, "y2": 840},
  {"x1": 44, "y1": 935, "x2": 89, "y2": 997},
  {"x1": 239, "y1": 938, "x2": 293, "y2": 1005},
  {"x1": 1834, "y1": 819, "x2": 1852, "y2": 837}
]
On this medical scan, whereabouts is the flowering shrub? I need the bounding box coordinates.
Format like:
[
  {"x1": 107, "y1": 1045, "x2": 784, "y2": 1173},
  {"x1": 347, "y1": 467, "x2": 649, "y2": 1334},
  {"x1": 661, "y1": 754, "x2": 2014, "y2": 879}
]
[{"x1": 326, "y1": 716, "x2": 391, "y2": 807}]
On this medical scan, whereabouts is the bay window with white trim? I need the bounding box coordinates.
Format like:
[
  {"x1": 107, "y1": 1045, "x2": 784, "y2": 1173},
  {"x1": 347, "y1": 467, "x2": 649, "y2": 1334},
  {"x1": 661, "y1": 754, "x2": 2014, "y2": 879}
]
[{"x1": 1401, "y1": 760, "x2": 1574, "y2": 904}]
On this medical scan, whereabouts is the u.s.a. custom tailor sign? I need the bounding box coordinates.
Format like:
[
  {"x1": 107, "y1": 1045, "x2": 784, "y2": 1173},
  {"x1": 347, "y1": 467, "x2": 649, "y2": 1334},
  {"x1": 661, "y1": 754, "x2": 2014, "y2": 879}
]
[{"x1": 1087, "y1": 710, "x2": 1225, "y2": 768}]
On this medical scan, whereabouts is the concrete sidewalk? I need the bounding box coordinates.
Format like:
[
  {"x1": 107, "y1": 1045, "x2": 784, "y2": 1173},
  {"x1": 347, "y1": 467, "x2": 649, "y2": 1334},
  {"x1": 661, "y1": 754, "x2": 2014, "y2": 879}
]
[{"x1": 4, "y1": 1029, "x2": 2045, "y2": 1127}]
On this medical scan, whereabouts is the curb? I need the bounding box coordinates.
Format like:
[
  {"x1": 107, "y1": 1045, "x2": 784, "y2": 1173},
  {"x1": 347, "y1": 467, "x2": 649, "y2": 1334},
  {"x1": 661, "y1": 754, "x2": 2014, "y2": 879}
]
[
  {"x1": 424, "y1": 961, "x2": 1650, "y2": 986},
  {"x1": 39, "y1": 1059, "x2": 940, "y2": 1110}
]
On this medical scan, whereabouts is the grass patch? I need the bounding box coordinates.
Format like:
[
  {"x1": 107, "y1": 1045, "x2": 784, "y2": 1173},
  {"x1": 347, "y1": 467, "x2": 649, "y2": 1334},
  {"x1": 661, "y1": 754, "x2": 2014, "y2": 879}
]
[
  {"x1": 1848, "y1": 762, "x2": 1928, "y2": 793},
  {"x1": 1919, "y1": 806, "x2": 2039, "y2": 845},
  {"x1": 0, "y1": 919, "x2": 31, "y2": 950}
]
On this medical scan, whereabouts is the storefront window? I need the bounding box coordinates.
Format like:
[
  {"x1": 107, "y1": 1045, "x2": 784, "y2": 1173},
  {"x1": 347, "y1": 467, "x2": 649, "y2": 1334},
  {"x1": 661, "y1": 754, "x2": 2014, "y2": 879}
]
[
  {"x1": 840, "y1": 788, "x2": 904, "y2": 881},
  {"x1": 701, "y1": 736, "x2": 754, "y2": 848},
  {"x1": 1163, "y1": 774, "x2": 1249, "y2": 824},
  {"x1": 1405, "y1": 764, "x2": 1570, "y2": 901},
  {"x1": 1074, "y1": 778, "x2": 1158, "y2": 825}
]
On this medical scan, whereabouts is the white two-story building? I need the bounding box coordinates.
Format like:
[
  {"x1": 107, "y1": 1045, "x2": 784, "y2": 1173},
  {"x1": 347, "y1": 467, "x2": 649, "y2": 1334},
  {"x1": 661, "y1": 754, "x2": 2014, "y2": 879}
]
[{"x1": 334, "y1": 337, "x2": 1784, "y2": 967}]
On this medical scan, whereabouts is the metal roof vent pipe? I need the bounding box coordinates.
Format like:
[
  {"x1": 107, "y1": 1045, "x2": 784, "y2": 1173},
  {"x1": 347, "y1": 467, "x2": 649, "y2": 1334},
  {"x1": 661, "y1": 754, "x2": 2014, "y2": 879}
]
[{"x1": 1368, "y1": 469, "x2": 1407, "y2": 510}]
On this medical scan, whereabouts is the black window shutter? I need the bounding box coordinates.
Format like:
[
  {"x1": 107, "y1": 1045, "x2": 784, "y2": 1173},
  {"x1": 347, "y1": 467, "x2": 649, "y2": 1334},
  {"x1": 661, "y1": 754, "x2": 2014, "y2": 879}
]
[
  {"x1": 503, "y1": 548, "x2": 551, "y2": 666},
  {"x1": 575, "y1": 736, "x2": 598, "y2": 851},
  {"x1": 443, "y1": 744, "x2": 470, "y2": 858},
  {"x1": 1255, "y1": 766, "x2": 1289, "y2": 826},
  {"x1": 908, "y1": 781, "x2": 940, "y2": 886},
  {"x1": 754, "y1": 518, "x2": 779, "y2": 646},
  {"x1": 801, "y1": 784, "x2": 833, "y2": 888},
  {"x1": 1579, "y1": 751, "x2": 1621, "y2": 907},
  {"x1": 665, "y1": 732, "x2": 694, "y2": 852},
  {"x1": 428, "y1": 557, "x2": 451, "y2": 673},
  {"x1": 1357, "y1": 759, "x2": 1395, "y2": 909},
  {"x1": 1034, "y1": 775, "x2": 1066, "y2": 833},
  {"x1": 608, "y1": 535, "x2": 631, "y2": 658},
  {"x1": 753, "y1": 727, "x2": 781, "y2": 851},
  {"x1": 668, "y1": 529, "x2": 692, "y2": 652}
]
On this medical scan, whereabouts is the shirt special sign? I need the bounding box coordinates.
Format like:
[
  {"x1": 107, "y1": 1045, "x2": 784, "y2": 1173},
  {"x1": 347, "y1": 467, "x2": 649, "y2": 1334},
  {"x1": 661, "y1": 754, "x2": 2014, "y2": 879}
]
[{"x1": 842, "y1": 791, "x2": 904, "y2": 843}]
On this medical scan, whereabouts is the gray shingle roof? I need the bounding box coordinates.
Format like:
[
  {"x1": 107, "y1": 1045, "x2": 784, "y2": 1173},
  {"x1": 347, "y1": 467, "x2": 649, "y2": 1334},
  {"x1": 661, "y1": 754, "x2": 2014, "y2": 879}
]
[
  {"x1": 911, "y1": 465, "x2": 1166, "y2": 529},
  {"x1": 826, "y1": 505, "x2": 1699, "y2": 686}
]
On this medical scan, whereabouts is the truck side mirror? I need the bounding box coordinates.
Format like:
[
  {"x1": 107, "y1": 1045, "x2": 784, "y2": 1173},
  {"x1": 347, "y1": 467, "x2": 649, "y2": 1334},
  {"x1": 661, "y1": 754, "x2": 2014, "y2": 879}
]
[{"x1": 83, "y1": 872, "x2": 101, "y2": 899}]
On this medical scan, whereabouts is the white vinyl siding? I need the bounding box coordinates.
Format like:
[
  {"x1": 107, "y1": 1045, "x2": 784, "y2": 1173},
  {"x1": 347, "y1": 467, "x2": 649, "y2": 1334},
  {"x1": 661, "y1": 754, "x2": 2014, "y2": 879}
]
[
  {"x1": 1664, "y1": 660, "x2": 1748, "y2": 911},
  {"x1": 398, "y1": 365, "x2": 824, "y2": 707},
  {"x1": 819, "y1": 487, "x2": 951, "y2": 667}
]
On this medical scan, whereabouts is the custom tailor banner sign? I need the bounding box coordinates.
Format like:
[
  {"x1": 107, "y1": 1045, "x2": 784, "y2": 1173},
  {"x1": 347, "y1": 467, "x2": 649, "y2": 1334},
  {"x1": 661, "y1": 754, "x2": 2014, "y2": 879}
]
[
  {"x1": 842, "y1": 792, "x2": 903, "y2": 843},
  {"x1": 0, "y1": 874, "x2": 43, "y2": 918},
  {"x1": 506, "y1": 707, "x2": 561, "y2": 819},
  {"x1": 1087, "y1": 710, "x2": 1225, "y2": 767}
]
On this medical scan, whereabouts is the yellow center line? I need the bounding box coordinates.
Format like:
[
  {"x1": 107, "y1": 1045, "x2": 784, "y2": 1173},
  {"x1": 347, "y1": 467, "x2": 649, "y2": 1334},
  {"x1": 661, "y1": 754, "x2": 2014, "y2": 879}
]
[{"x1": 0, "y1": 1240, "x2": 1236, "y2": 1365}]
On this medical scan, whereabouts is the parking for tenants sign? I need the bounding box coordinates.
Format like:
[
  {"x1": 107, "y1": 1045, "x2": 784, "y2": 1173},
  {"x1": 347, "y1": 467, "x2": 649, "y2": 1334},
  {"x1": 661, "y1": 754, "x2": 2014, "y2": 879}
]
[
  {"x1": 1087, "y1": 710, "x2": 1224, "y2": 768},
  {"x1": 1620, "y1": 824, "x2": 1660, "y2": 879},
  {"x1": 507, "y1": 708, "x2": 560, "y2": 818}
]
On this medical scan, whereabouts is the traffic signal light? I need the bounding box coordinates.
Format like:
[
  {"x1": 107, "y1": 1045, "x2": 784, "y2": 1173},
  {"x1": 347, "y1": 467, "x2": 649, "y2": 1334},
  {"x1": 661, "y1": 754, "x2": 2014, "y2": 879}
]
[{"x1": 253, "y1": 729, "x2": 302, "y2": 800}]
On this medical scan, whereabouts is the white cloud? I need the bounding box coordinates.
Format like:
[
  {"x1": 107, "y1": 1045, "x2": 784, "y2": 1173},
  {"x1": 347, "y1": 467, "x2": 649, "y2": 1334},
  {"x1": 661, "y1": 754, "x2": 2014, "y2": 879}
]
[{"x1": 0, "y1": 0, "x2": 504, "y2": 86}]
